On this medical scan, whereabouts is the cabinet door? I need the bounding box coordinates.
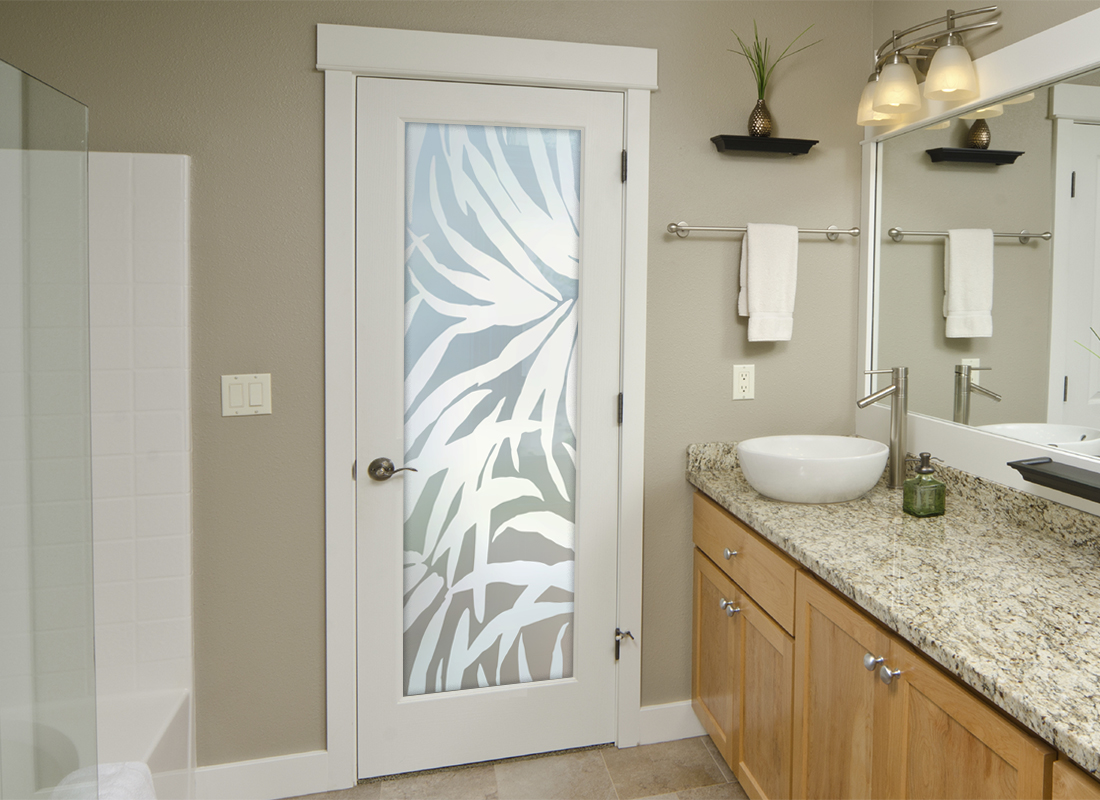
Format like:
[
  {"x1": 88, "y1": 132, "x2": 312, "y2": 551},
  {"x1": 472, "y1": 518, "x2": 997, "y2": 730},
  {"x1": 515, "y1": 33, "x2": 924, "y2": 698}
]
[
  {"x1": 793, "y1": 572, "x2": 893, "y2": 800},
  {"x1": 693, "y1": 548, "x2": 742, "y2": 769},
  {"x1": 739, "y1": 594, "x2": 794, "y2": 800},
  {"x1": 1053, "y1": 760, "x2": 1100, "y2": 800},
  {"x1": 886, "y1": 641, "x2": 1055, "y2": 800}
]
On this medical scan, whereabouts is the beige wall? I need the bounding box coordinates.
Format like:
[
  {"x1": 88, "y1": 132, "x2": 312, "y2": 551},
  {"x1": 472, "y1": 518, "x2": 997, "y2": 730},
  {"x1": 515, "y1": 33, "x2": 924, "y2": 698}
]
[{"x1": 0, "y1": 0, "x2": 1091, "y2": 770}]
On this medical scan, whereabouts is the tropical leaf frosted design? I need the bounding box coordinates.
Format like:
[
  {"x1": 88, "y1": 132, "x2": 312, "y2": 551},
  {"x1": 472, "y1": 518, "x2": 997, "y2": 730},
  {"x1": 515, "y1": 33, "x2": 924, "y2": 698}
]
[{"x1": 403, "y1": 122, "x2": 581, "y2": 696}]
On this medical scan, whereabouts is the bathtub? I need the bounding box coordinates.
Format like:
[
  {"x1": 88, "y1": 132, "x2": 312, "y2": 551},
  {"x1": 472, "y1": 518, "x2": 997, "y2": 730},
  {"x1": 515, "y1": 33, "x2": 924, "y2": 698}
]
[{"x1": 96, "y1": 689, "x2": 193, "y2": 799}]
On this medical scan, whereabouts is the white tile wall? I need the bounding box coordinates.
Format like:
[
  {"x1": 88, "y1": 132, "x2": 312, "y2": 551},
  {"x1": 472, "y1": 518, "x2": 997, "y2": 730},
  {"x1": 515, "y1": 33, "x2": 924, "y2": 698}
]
[{"x1": 89, "y1": 153, "x2": 192, "y2": 700}]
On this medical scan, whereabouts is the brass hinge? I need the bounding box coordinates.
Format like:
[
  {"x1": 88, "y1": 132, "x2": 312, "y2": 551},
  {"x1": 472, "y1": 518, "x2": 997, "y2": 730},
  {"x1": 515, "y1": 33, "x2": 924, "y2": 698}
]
[
  {"x1": 1072, "y1": 171, "x2": 1077, "y2": 198},
  {"x1": 621, "y1": 150, "x2": 628, "y2": 183},
  {"x1": 617, "y1": 392, "x2": 624, "y2": 425}
]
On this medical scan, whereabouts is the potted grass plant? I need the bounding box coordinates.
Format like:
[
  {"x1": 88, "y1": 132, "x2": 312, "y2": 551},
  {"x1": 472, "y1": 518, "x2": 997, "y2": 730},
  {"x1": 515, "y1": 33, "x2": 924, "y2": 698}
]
[{"x1": 730, "y1": 21, "x2": 820, "y2": 137}]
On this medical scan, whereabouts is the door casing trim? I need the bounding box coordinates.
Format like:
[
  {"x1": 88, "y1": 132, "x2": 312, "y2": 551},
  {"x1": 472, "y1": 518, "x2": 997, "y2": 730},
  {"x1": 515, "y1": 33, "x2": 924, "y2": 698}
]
[{"x1": 318, "y1": 24, "x2": 657, "y2": 790}]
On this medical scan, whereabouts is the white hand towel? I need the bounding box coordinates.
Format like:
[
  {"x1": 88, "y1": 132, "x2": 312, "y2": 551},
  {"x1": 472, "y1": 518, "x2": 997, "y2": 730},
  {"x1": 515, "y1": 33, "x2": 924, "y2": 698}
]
[
  {"x1": 943, "y1": 228, "x2": 994, "y2": 338},
  {"x1": 737, "y1": 223, "x2": 799, "y2": 341}
]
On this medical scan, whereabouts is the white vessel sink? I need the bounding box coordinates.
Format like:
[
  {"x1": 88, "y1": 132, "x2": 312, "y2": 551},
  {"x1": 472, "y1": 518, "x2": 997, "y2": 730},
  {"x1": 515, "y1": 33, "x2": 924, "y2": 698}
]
[
  {"x1": 737, "y1": 435, "x2": 889, "y2": 504},
  {"x1": 977, "y1": 423, "x2": 1100, "y2": 449}
]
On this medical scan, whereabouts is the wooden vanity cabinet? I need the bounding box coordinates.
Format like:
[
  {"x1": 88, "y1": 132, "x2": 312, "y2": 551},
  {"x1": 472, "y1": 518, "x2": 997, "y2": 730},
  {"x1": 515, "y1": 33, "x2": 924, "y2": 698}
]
[
  {"x1": 692, "y1": 547, "x2": 742, "y2": 767},
  {"x1": 795, "y1": 571, "x2": 1054, "y2": 800},
  {"x1": 1053, "y1": 761, "x2": 1100, "y2": 800}
]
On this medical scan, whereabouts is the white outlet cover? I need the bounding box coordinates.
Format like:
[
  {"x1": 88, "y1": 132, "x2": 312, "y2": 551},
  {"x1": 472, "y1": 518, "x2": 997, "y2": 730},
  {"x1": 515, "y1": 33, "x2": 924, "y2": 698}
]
[{"x1": 222, "y1": 373, "x2": 272, "y2": 416}]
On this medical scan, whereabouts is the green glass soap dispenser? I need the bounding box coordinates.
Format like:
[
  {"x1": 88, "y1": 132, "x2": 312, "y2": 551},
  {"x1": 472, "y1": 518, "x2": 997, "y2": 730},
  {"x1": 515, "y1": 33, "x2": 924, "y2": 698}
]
[{"x1": 903, "y1": 452, "x2": 945, "y2": 517}]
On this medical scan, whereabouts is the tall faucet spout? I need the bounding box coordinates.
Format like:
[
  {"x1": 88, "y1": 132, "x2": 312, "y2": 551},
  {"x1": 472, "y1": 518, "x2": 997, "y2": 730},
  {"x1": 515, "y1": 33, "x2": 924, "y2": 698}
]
[{"x1": 859, "y1": 366, "x2": 909, "y2": 489}]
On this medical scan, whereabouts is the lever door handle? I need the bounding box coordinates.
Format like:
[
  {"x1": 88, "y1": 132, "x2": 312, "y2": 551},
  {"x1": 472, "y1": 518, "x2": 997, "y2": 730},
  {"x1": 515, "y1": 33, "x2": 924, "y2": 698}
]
[{"x1": 367, "y1": 457, "x2": 418, "y2": 481}]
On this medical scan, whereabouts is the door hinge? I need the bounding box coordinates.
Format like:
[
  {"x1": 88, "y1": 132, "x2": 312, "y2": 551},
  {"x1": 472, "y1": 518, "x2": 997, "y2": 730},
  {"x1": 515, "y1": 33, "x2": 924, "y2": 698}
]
[
  {"x1": 617, "y1": 392, "x2": 624, "y2": 424},
  {"x1": 1064, "y1": 376, "x2": 1069, "y2": 402},
  {"x1": 1072, "y1": 171, "x2": 1077, "y2": 198},
  {"x1": 615, "y1": 628, "x2": 634, "y2": 660},
  {"x1": 621, "y1": 150, "x2": 627, "y2": 183},
  {"x1": 352, "y1": 460, "x2": 357, "y2": 480}
]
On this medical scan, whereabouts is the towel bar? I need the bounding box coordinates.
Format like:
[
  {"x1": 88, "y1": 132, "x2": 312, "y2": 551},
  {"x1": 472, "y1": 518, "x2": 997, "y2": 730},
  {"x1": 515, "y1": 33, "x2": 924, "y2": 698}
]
[
  {"x1": 887, "y1": 227, "x2": 1052, "y2": 244},
  {"x1": 667, "y1": 222, "x2": 860, "y2": 240}
]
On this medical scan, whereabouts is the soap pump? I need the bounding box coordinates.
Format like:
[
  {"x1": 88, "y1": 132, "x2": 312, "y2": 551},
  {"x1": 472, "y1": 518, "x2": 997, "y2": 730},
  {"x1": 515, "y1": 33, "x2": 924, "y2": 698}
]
[{"x1": 903, "y1": 452, "x2": 945, "y2": 518}]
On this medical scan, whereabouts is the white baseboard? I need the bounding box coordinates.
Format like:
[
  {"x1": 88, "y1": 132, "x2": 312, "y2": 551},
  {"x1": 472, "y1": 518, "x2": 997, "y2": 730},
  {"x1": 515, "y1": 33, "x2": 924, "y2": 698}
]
[
  {"x1": 195, "y1": 750, "x2": 341, "y2": 800},
  {"x1": 637, "y1": 700, "x2": 706, "y2": 745}
]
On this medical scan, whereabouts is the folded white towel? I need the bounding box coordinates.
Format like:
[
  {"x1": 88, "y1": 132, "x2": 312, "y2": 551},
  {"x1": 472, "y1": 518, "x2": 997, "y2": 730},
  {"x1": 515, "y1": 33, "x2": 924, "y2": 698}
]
[
  {"x1": 52, "y1": 761, "x2": 156, "y2": 800},
  {"x1": 943, "y1": 228, "x2": 993, "y2": 338},
  {"x1": 737, "y1": 223, "x2": 799, "y2": 342}
]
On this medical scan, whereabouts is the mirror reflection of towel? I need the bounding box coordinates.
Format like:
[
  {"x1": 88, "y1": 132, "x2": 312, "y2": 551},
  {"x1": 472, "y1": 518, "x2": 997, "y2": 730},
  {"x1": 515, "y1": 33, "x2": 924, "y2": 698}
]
[
  {"x1": 944, "y1": 229, "x2": 993, "y2": 338},
  {"x1": 738, "y1": 223, "x2": 799, "y2": 342}
]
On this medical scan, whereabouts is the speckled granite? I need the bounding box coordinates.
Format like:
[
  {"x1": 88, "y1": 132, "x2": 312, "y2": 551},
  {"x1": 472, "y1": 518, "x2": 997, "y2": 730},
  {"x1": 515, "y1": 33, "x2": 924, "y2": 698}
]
[{"x1": 687, "y1": 442, "x2": 1100, "y2": 776}]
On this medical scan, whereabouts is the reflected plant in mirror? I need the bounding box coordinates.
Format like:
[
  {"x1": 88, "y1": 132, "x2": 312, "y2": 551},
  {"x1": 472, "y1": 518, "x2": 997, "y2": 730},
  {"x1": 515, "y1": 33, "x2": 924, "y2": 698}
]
[{"x1": 871, "y1": 66, "x2": 1100, "y2": 459}]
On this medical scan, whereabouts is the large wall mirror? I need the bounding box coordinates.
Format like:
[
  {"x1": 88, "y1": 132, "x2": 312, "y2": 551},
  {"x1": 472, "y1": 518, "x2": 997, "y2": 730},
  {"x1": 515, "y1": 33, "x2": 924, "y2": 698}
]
[{"x1": 866, "y1": 14, "x2": 1100, "y2": 481}]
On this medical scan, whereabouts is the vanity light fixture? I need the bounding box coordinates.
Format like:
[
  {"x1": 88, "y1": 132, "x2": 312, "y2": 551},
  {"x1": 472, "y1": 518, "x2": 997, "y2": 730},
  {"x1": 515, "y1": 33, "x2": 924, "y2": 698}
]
[
  {"x1": 959, "y1": 103, "x2": 1004, "y2": 119},
  {"x1": 860, "y1": 6, "x2": 999, "y2": 127},
  {"x1": 856, "y1": 72, "x2": 901, "y2": 126}
]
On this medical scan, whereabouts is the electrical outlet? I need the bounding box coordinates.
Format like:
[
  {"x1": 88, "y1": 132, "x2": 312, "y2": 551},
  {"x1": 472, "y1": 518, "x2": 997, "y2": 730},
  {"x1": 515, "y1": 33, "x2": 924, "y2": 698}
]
[
  {"x1": 733, "y1": 364, "x2": 755, "y2": 400},
  {"x1": 962, "y1": 358, "x2": 981, "y2": 385}
]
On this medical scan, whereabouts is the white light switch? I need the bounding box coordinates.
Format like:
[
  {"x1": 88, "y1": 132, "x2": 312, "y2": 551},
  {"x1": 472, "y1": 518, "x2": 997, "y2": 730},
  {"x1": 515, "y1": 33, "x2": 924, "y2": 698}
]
[{"x1": 222, "y1": 374, "x2": 272, "y2": 416}]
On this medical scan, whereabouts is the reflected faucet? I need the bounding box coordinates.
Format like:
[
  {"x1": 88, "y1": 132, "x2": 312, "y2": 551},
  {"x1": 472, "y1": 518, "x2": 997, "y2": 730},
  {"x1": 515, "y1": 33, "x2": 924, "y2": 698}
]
[
  {"x1": 953, "y1": 364, "x2": 1002, "y2": 425},
  {"x1": 857, "y1": 366, "x2": 908, "y2": 489}
]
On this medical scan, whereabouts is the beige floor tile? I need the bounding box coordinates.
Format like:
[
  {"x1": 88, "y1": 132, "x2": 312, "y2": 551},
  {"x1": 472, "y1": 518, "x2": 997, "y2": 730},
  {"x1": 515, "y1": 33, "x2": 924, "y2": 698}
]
[
  {"x1": 377, "y1": 764, "x2": 499, "y2": 800},
  {"x1": 676, "y1": 781, "x2": 750, "y2": 800},
  {"x1": 290, "y1": 782, "x2": 383, "y2": 800},
  {"x1": 494, "y1": 750, "x2": 616, "y2": 800},
  {"x1": 698, "y1": 736, "x2": 736, "y2": 783},
  {"x1": 602, "y1": 737, "x2": 727, "y2": 800}
]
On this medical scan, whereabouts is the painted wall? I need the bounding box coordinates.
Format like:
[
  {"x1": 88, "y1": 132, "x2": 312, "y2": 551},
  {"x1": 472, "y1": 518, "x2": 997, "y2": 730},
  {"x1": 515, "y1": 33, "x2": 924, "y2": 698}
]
[{"x1": 0, "y1": 0, "x2": 1093, "y2": 770}]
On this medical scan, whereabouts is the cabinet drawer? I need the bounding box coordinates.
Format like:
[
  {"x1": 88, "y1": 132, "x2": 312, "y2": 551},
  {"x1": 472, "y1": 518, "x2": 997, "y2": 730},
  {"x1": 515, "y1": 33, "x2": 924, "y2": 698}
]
[
  {"x1": 693, "y1": 492, "x2": 798, "y2": 634},
  {"x1": 1054, "y1": 760, "x2": 1100, "y2": 800}
]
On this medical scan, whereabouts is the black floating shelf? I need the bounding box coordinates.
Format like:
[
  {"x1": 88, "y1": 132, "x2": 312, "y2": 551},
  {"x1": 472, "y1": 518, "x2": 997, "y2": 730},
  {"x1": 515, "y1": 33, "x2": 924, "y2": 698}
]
[
  {"x1": 712, "y1": 135, "x2": 818, "y2": 156},
  {"x1": 1007, "y1": 457, "x2": 1100, "y2": 504},
  {"x1": 926, "y1": 147, "x2": 1024, "y2": 166}
]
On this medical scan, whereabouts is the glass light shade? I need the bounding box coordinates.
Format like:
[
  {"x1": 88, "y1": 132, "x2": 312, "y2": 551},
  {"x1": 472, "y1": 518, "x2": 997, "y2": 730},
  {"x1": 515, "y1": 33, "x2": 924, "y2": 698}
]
[
  {"x1": 857, "y1": 79, "x2": 899, "y2": 126},
  {"x1": 959, "y1": 103, "x2": 1004, "y2": 119},
  {"x1": 1003, "y1": 91, "x2": 1036, "y2": 105},
  {"x1": 923, "y1": 44, "x2": 979, "y2": 101},
  {"x1": 873, "y1": 62, "x2": 922, "y2": 114}
]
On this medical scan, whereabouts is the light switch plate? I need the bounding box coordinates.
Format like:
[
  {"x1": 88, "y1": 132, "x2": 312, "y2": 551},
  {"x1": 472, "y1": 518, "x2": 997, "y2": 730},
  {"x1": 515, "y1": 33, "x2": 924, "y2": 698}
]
[{"x1": 222, "y1": 373, "x2": 272, "y2": 416}]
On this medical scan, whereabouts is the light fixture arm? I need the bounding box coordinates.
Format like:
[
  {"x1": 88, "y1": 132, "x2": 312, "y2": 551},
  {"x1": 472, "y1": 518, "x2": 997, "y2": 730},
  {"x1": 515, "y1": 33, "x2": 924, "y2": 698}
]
[
  {"x1": 874, "y1": 19, "x2": 999, "y2": 70},
  {"x1": 875, "y1": 6, "x2": 999, "y2": 58}
]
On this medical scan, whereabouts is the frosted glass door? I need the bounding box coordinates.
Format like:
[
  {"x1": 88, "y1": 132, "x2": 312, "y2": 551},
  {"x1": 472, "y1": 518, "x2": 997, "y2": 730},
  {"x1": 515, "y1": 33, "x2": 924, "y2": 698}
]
[
  {"x1": 356, "y1": 77, "x2": 623, "y2": 778},
  {"x1": 402, "y1": 122, "x2": 580, "y2": 697}
]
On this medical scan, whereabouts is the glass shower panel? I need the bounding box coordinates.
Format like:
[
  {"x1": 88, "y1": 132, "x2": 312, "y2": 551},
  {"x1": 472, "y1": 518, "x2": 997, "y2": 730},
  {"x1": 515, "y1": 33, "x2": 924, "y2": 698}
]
[
  {"x1": 402, "y1": 123, "x2": 581, "y2": 696},
  {"x1": 0, "y1": 59, "x2": 96, "y2": 799}
]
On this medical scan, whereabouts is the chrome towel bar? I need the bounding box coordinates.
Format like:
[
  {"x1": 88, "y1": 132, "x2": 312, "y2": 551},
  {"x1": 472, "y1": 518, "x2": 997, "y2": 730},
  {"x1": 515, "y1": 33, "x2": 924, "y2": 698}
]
[
  {"x1": 887, "y1": 227, "x2": 1052, "y2": 244},
  {"x1": 667, "y1": 221, "x2": 860, "y2": 240}
]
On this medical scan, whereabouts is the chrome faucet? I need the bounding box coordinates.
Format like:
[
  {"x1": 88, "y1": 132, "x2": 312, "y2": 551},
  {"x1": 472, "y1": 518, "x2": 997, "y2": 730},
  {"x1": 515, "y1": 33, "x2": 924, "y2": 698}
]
[
  {"x1": 953, "y1": 364, "x2": 1001, "y2": 425},
  {"x1": 857, "y1": 366, "x2": 908, "y2": 489}
]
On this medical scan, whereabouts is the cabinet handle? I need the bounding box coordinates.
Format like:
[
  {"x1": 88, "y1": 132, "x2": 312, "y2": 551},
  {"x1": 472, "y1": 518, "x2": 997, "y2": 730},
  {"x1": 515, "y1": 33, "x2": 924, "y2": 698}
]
[
  {"x1": 719, "y1": 598, "x2": 742, "y2": 617},
  {"x1": 879, "y1": 665, "x2": 902, "y2": 685},
  {"x1": 724, "y1": 548, "x2": 738, "y2": 560},
  {"x1": 863, "y1": 653, "x2": 885, "y2": 671}
]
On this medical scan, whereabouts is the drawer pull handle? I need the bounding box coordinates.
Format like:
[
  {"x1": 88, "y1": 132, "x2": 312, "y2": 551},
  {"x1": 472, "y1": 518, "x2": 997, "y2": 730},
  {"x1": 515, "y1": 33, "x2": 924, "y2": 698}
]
[
  {"x1": 724, "y1": 548, "x2": 739, "y2": 560},
  {"x1": 863, "y1": 653, "x2": 885, "y2": 671},
  {"x1": 719, "y1": 598, "x2": 741, "y2": 617},
  {"x1": 879, "y1": 665, "x2": 902, "y2": 685}
]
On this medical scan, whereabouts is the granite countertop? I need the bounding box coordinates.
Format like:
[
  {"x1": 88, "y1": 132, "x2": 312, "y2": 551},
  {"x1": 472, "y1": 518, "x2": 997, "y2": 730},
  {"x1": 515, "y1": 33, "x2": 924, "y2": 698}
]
[{"x1": 687, "y1": 442, "x2": 1100, "y2": 776}]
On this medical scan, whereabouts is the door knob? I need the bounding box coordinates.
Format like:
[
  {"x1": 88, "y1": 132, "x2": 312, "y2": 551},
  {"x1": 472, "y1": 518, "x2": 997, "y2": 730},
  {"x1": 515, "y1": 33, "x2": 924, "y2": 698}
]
[
  {"x1": 366, "y1": 457, "x2": 418, "y2": 481},
  {"x1": 719, "y1": 598, "x2": 741, "y2": 617},
  {"x1": 879, "y1": 665, "x2": 902, "y2": 685},
  {"x1": 724, "y1": 548, "x2": 738, "y2": 560},
  {"x1": 863, "y1": 653, "x2": 885, "y2": 671}
]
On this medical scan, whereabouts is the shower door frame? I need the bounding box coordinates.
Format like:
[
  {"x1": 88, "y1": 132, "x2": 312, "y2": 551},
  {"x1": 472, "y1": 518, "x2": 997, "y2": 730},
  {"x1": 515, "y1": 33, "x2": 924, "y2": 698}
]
[{"x1": 318, "y1": 24, "x2": 656, "y2": 791}]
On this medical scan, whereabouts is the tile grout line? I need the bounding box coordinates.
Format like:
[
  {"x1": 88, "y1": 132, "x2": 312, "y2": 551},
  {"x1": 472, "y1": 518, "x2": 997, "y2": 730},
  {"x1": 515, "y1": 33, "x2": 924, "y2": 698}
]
[
  {"x1": 700, "y1": 737, "x2": 732, "y2": 784},
  {"x1": 598, "y1": 748, "x2": 622, "y2": 800}
]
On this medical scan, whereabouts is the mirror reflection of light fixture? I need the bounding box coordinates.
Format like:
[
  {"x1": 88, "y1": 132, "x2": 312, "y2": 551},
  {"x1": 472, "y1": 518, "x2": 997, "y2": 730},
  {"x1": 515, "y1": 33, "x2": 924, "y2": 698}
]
[
  {"x1": 959, "y1": 103, "x2": 1004, "y2": 119},
  {"x1": 924, "y1": 119, "x2": 952, "y2": 130},
  {"x1": 860, "y1": 5, "x2": 999, "y2": 126},
  {"x1": 1002, "y1": 91, "x2": 1035, "y2": 105}
]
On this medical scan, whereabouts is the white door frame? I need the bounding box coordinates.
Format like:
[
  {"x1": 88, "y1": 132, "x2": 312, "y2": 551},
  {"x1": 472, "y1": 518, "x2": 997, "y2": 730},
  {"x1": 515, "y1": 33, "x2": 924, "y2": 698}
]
[{"x1": 318, "y1": 24, "x2": 657, "y2": 791}]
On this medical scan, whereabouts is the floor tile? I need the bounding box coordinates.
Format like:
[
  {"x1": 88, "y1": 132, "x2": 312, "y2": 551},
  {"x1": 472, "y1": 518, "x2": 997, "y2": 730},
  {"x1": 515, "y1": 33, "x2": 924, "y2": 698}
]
[
  {"x1": 378, "y1": 763, "x2": 498, "y2": 799},
  {"x1": 495, "y1": 750, "x2": 616, "y2": 800},
  {"x1": 602, "y1": 737, "x2": 727, "y2": 800},
  {"x1": 676, "y1": 781, "x2": 750, "y2": 800},
  {"x1": 293, "y1": 783, "x2": 382, "y2": 800},
  {"x1": 698, "y1": 736, "x2": 736, "y2": 784}
]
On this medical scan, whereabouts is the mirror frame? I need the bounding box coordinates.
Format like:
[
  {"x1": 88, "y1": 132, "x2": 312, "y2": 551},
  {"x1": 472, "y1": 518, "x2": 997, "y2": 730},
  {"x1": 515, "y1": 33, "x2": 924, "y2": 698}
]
[{"x1": 856, "y1": 7, "x2": 1100, "y2": 516}]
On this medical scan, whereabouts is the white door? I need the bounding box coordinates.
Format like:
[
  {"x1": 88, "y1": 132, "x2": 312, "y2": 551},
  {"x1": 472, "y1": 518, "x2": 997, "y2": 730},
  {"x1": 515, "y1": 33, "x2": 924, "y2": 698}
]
[
  {"x1": 1061, "y1": 121, "x2": 1100, "y2": 428},
  {"x1": 355, "y1": 76, "x2": 625, "y2": 778}
]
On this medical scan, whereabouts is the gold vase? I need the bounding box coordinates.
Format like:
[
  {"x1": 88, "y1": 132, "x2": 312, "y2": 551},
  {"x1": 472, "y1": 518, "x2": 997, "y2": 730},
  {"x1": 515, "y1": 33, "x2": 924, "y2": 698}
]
[
  {"x1": 967, "y1": 118, "x2": 991, "y2": 149},
  {"x1": 748, "y1": 98, "x2": 773, "y2": 138}
]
